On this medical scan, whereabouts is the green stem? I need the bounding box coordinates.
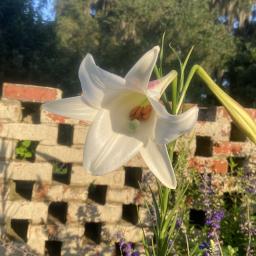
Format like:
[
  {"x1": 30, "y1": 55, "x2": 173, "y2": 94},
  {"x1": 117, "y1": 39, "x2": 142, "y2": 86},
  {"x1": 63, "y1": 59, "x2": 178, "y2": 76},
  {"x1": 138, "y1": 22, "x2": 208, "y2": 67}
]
[
  {"x1": 183, "y1": 227, "x2": 190, "y2": 256},
  {"x1": 214, "y1": 231, "x2": 224, "y2": 256},
  {"x1": 246, "y1": 196, "x2": 252, "y2": 256},
  {"x1": 176, "y1": 65, "x2": 198, "y2": 113},
  {"x1": 171, "y1": 77, "x2": 178, "y2": 114},
  {"x1": 162, "y1": 92, "x2": 172, "y2": 113}
]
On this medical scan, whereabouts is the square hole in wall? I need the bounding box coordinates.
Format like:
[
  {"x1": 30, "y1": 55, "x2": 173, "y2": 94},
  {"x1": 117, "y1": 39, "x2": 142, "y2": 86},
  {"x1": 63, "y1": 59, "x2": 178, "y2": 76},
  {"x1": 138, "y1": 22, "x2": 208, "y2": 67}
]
[
  {"x1": 228, "y1": 157, "x2": 246, "y2": 176},
  {"x1": 10, "y1": 219, "x2": 29, "y2": 242},
  {"x1": 14, "y1": 180, "x2": 34, "y2": 200},
  {"x1": 48, "y1": 202, "x2": 68, "y2": 224},
  {"x1": 15, "y1": 140, "x2": 39, "y2": 162},
  {"x1": 189, "y1": 209, "x2": 206, "y2": 228},
  {"x1": 122, "y1": 204, "x2": 138, "y2": 225},
  {"x1": 58, "y1": 124, "x2": 74, "y2": 146},
  {"x1": 198, "y1": 106, "x2": 216, "y2": 122},
  {"x1": 21, "y1": 102, "x2": 41, "y2": 124},
  {"x1": 88, "y1": 184, "x2": 108, "y2": 205},
  {"x1": 230, "y1": 123, "x2": 247, "y2": 142},
  {"x1": 52, "y1": 162, "x2": 72, "y2": 185},
  {"x1": 195, "y1": 136, "x2": 213, "y2": 157},
  {"x1": 84, "y1": 222, "x2": 102, "y2": 244},
  {"x1": 124, "y1": 167, "x2": 142, "y2": 189},
  {"x1": 45, "y1": 240, "x2": 62, "y2": 256}
]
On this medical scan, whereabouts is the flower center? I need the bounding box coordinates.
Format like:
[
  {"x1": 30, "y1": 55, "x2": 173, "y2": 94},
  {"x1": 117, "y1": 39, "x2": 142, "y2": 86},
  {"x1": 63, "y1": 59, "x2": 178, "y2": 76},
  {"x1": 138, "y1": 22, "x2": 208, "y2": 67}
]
[
  {"x1": 129, "y1": 104, "x2": 152, "y2": 121},
  {"x1": 127, "y1": 98, "x2": 152, "y2": 133}
]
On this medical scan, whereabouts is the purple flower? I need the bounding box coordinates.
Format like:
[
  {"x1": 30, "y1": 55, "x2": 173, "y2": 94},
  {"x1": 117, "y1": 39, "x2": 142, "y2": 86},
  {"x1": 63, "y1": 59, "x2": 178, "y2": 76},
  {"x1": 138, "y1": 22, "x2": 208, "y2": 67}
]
[
  {"x1": 117, "y1": 239, "x2": 140, "y2": 256},
  {"x1": 175, "y1": 218, "x2": 182, "y2": 229},
  {"x1": 206, "y1": 210, "x2": 224, "y2": 230},
  {"x1": 199, "y1": 242, "x2": 209, "y2": 250}
]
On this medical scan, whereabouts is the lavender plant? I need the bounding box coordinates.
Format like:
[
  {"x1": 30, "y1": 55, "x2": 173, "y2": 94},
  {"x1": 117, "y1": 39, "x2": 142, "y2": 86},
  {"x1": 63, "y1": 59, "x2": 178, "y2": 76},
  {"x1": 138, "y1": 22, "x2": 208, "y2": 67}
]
[{"x1": 140, "y1": 36, "x2": 256, "y2": 256}]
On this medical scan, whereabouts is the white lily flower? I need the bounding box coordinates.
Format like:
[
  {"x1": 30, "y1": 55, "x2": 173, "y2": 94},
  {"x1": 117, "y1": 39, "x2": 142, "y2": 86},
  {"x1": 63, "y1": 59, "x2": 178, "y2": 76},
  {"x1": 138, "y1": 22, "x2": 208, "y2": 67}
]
[{"x1": 43, "y1": 46, "x2": 198, "y2": 189}]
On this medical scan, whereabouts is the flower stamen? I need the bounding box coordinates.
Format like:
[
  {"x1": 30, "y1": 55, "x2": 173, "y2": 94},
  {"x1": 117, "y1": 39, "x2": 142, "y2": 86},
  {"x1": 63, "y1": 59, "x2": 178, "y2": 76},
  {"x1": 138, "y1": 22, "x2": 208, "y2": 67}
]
[{"x1": 129, "y1": 104, "x2": 152, "y2": 121}]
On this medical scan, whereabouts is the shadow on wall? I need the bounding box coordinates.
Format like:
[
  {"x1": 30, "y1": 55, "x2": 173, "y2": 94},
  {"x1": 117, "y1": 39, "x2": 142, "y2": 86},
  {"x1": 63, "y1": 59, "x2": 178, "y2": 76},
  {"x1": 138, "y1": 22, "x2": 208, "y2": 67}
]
[{"x1": 0, "y1": 139, "x2": 39, "y2": 255}]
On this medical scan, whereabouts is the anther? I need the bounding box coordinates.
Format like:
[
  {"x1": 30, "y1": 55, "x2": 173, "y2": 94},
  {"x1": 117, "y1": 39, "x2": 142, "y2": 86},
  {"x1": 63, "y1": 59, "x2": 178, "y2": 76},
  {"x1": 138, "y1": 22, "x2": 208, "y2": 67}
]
[{"x1": 129, "y1": 105, "x2": 152, "y2": 121}]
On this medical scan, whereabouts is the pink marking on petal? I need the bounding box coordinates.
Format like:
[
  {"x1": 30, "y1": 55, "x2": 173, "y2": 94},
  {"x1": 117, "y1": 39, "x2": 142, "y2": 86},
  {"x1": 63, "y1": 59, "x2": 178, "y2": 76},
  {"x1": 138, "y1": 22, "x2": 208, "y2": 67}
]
[{"x1": 148, "y1": 80, "x2": 159, "y2": 89}]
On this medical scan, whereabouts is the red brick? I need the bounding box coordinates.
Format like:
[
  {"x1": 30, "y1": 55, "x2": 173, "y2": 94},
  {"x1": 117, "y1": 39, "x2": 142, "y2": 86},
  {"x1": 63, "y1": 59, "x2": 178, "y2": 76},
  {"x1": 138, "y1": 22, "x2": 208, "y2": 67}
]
[
  {"x1": 212, "y1": 159, "x2": 228, "y2": 174},
  {"x1": 2, "y1": 83, "x2": 62, "y2": 102},
  {"x1": 189, "y1": 157, "x2": 228, "y2": 174},
  {"x1": 213, "y1": 141, "x2": 243, "y2": 156},
  {"x1": 216, "y1": 106, "x2": 256, "y2": 121},
  {"x1": 246, "y1": 108, "x2": 256, "y2": 119},
  {"x1": 41, "y1": 109, "x2": 90, "y2": 125}
]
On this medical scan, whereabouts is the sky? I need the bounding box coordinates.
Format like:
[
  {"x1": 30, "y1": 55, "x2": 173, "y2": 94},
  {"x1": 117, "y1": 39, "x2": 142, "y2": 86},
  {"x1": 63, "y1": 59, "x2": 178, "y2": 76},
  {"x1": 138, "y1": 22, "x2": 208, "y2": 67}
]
[{"x1": 33, "y1": 0, "x2": 55, "y2": 21}]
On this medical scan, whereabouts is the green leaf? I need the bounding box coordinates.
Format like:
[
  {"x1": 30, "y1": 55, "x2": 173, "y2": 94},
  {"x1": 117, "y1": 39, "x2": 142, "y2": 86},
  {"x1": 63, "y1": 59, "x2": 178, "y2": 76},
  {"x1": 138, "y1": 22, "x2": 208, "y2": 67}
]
[
  {"x1": 16, "y1": 147, "x2": 25, "y2": 155},
  {"x1": 22, "y1": 140, "x2": 31, "y2": 148},
  {"x1": 25, "y1": 152, "x2": 32, "y2": 158}
]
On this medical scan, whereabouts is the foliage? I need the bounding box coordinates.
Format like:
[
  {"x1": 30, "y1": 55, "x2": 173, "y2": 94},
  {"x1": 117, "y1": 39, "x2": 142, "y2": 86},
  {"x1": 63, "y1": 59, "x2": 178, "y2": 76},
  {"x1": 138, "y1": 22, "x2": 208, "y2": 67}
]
[
  {"x1": 1, "y1": 0, "x2": 256, "y2": 104},
  {"x1": 55, "y1": 0, "x2": 235, "y2": 98},
  {"x1": 15, "y1": 140, "x2": 35, "y2": 160},
  {"x1": 52, "y1": 163, "x2": 68, "y2": 175},
  {"x1": 227, "y1": 39, "x2": 256, "y2": 107},
  {"x1": 141, "y1": 149, "x2": 256, "y2": 255},
  {"x1": 0, "y1": 0, "x2": 59, "y2": 90}
]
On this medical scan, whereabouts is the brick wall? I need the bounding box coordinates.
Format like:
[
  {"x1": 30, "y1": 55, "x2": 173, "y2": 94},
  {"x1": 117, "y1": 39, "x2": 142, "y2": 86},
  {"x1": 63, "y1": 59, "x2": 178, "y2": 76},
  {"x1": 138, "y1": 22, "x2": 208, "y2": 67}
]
[{"x1": 0, "y1": 83, "x2": 255, "y2": 255}]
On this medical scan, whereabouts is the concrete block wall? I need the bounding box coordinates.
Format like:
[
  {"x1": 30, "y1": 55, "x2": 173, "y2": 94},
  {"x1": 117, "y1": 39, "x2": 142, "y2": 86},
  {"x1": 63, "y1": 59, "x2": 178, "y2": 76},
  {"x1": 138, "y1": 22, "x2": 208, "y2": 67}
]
[{"x1": 0, "y1": 83, "x2": 255, "y2": 255}]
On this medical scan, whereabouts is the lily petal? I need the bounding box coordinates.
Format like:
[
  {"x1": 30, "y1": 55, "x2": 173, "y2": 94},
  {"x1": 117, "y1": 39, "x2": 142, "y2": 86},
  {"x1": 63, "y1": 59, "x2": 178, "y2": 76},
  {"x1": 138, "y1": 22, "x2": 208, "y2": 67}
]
[
  {"x1": 149, "y1": 98, "x2": 199, "y2": 144},
  {"x1": 140, "y1": 140, "x2": 177, "y2": 189},
  {"x1": 79, "y1": 54, "x2": 125, "y2": 108},
  {"x1": 125, "y1": 46, "x2": 160, "y2": 92},
  {"x1": 43, "y1": 96, "x2": 98, "y2": 121},
  {"x1": 147, "y1": 70, "x2": 177, "y2": 99},
  {"x1": 84, "y1": 109, "x2": 143, "y2": 175}
]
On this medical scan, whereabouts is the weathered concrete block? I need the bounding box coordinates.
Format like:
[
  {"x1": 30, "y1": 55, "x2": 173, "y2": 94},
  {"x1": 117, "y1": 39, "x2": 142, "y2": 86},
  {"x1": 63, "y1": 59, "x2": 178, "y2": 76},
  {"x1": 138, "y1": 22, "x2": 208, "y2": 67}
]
[
  {"x1": 71, "y1": 165, "x2": 125, "y2": 187},
  {"x1": 0, "y1": 100, "x2": 22, "y2": 122},
  {"x1": 216, "y1": 106, "x2": 232, "y2": 121},
  {"x1": 61, "y1": 241, "x2": 115, "y2": 256},
  {"x1": 36, "y1": 145, "x2": 83, "y2": 163},
  {"x1": 2, "y1": 83, "x2": 62, "y2": 103},
  {"x1": 34, "y1": 185, "x2": 88, "y2": 202},
  {"x1": 67, "y1": 202, "x2": 122, "y2": 223},
  {"x1": 28, "y1": 225, "x2": 116, "y2": 255},
  {"x1": 2, "y1": 161, "x2": 53, "y2": 182},
  {"x1": 72, "y1": 125, "x2": 89, "y2": 145},
  {"x1": 106, "y1": 187, "x2": 137, "y2": 204},
  {"x1": 195, "y1": 121, "x2": 231, "y2": 141},
  {"x1": 0, "y1": 139, "x2": 15, "y2": 160},
  {"x1": 102, "y1": 223, "x2": 144, "y2": 243},
  {"x1": 1, "y1": 201, "x2": 48, "y2": 224},
  {"x1": 27, "y1": 225, "x2": 47, "y2": 255},
  {"x1": 0, "y1": 123, "x2": 58, "y2": 145},
  {"x1": 47, "y1": 224, "x2": 84, "y2": 239}
]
